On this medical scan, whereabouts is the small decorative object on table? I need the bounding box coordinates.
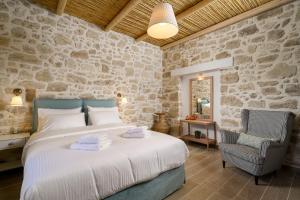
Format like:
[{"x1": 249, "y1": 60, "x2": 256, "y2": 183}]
[
  {"x1": 195, "y1": 130, "x2": 201, "y2": 138},
  {"x1": 185, "y1": 114, "x2": 197, "y2": 120},
  {"x1": 151, "y1": 112, "x2": 170, "y2": 134}
]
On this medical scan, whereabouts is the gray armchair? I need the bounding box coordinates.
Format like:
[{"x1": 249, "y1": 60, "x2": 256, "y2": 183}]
[{"x1": 220, "y1": 109, "x2": 295, "y2": 184}]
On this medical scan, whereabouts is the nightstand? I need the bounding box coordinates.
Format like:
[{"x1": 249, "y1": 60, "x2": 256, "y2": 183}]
[{"x1": 0, "y1": 133, "x2": 30, "y2": 171}]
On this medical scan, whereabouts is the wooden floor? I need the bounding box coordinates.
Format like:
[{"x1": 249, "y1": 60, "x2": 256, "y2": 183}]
[
  {"x1": 0, "y1": 143, "x2": 299, "y2": 200},
  {"x1": 166, "y1": 144, "x2": 300, "y2": 200}
]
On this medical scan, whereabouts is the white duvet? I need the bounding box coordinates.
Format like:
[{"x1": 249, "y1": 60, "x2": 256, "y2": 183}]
[{"x1": 21, "y1": 123, "x2": 189, "y2": 200}]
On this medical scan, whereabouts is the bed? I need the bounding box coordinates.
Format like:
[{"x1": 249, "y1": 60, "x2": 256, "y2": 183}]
[{"x1": 21, "y1": 99, "x2": 189, "y2": 200}]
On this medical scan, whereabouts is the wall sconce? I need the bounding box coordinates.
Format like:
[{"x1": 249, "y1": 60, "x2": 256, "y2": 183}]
[
  {"x1": 10, "y1": 88, "x2": 23, "y2": 107},
  {"x1": 197, "y1": 73, "x2": 204, "y2": 81},
  {"x1": 117, "y1": 93, "x2": 127, "y2": 105},
  {"x1": 10, "y1": 88, "x2": 23, "y2": 134}
]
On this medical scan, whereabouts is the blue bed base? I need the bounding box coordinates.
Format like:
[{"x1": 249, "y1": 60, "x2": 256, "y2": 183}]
[
  {"x1": 31, "y1": 98, "x2": 185, "y2": 199},
  {"x1": 105, "y1": 165, "x2": 185, "y2": 200}
]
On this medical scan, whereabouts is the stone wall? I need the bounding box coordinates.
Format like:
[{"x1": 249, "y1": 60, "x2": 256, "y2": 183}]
[
  {"x1": 162, "y1": 1, "x2": 300, "y2": 167},
  {"x1": 0, "y1": 0, "x2": 162, "y2": 134}
]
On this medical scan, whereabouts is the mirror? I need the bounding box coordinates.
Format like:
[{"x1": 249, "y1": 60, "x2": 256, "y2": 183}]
[{"x1": 190, "y1": 76, "x2": 213, "y2": 121}]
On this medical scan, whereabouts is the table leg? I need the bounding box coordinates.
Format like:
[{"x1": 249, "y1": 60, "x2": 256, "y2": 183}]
[
  {"x1": 206, "y1": 127, "x2": 209, "y2": 149},
  {"x1": 179, "y1": 121, "x2": 182, "y2": 137},
  {"x1": 188, "y1": 123, "x2": 190, "y2": 135},
  {"x1": 214, "y1": 123, "x2": 217, "y2": 145}
]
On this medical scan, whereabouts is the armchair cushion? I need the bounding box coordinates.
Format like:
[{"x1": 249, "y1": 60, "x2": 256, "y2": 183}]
[
  {"x1": 237, "y1": 133, "x2": 279, "y2": 149},
  {"x1": 220, "y1": 143, "x2": 264, "y2": 164},
  {"x1": 221, "y1": 130, "x2": 240, "y2": 144}
]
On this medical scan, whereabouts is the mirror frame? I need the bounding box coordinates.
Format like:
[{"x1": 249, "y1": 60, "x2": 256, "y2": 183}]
[{"x1": 189, "y1": 76, "x2": 214, "y2": 121}]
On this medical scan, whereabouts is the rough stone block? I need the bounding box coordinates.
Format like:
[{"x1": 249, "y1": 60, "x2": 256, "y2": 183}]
[
  {"x1": 256, "y1": 54, "x2": 278, "y2": 63},
  {"x1": 238, "y1": 25, "x2": 258, "y2": 37},
  {"x1": 284, "y1": 38, "x2": 300, "y2": 47},
  {"x1": 11, "y1": 27, "x2": 27, "y2": 39},
  {"x1": 221, "y1": 72, "x2": 239, "y2": 84},
  {"x1": 267, "y1": 29, "x2": 285, "y2": 41},
  {"x1": 216, "y1": 51, "x2": 231, "y2": 59},
  {"x1": 54, "y1": 33, "x2": 72, "y2": 45},
  {"x1": 269, "y1": 99, "x2": 298, "y2": 109},
  {"x1": 235, "y1": 55, "x2": 252, "y2": 65},
  {"x1": 46, "y1": 82, "x2": 68, "y2": 92},
  {"x1": 8, "y1": 53, "x2": 41, "y2": 65},
  {"x1": 221, "y1": 96, "x2": 243, "y2": 107},
  {"x1": 285, "y1": 84, "x2": 300, "y2": 96},
  {"x1": 265, "y1": 63, "x2": 297, "y2": 79},
  {"x1": 261, "y1": 87, "x2": 281, "y2": 95},
  {"x1": 35, "y1": 69, "x2": 53, "y2": 82},
  {"x1": 66, "y1": 73, "x2": 87, "y2": 84},
  {"x1": 71, "y1": 50, "x2": 89, "y2": 59},
  {"x1": 225, "y1": 40, "x2": 240, "y2": 49},
  {"x1": 0, "y1": 36, "x2": 9, "y2": 46}
]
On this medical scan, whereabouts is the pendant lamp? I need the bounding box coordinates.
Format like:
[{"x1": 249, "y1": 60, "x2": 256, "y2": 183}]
[{"x1": 147, "y1": 2, "x2": 178, "y2": 39}]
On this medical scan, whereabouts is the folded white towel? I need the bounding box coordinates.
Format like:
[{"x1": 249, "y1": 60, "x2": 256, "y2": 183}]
[
  {"x1": 127, "y1": 128, "x2": 142, "y2": 134},
  {"x1": 70, "y1": 140, "x2": 112, "y2": 151},
  {"x1": 77, "y1": 134, "x2": 108, "y2": 144},
  {"x1": 139, "y1": 126, "x2": 149, "y2": 130},
  {"x1": 121, "y1": 131, "x2": 151, "y2": 138},
  {"x1": 126, "y1": 127, "x2": 146, "y2": 134}
]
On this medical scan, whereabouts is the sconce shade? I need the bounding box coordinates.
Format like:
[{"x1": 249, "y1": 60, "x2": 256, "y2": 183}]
[
  {"x1": 147, "y1": 3, "x2": 178, "y2": 39},
  {"x1": 198, "y1": 75, "x2": 204, "y2": 80},
  {"x1": 121, "y1": 97, "x2": 128, "y2": 104},
  {"x1": 10, "y1": 96, "x2": 23, "y2": 106}
]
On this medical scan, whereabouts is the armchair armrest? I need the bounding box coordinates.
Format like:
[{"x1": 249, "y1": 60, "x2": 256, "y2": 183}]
[
  {"x1": 221, "y1": 130, "x2": 240, "y2": 144},
  {"x1": 259, "y1": 141, "x2": 285, "y2": 158}
]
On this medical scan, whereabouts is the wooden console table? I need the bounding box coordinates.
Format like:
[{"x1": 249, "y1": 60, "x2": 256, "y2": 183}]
[{"x1": 179, "y1": 120, "x2": 217, "y2": 149}]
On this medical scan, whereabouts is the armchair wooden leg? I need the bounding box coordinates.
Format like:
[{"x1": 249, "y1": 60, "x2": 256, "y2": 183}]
[
  {"x1": 255, "y1": 176, "x2": 258, "y2": 185},
  {"x1": 222, "y1": 160, "x2": 225, "y2": 168}
]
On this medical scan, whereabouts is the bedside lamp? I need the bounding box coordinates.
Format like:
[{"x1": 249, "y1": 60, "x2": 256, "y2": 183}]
[{"x1": 10, "y1": 88, "x2": 23, "y2": 134}]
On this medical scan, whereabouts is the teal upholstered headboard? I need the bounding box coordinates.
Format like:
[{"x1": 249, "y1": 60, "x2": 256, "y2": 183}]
[
  {"x1": 83, "y1": 99, "x2": 116, "y2": 110},
  {"x1": 82, "y1": 99, "x2": 116, "y2": 123},
  {"x1": 32, "y1": 98, "x2": 116, "y2": 133}
]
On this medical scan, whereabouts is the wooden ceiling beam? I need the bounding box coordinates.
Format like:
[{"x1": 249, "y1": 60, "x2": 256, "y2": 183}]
[
  {"x1": 105, "y1": 0, "x2": 142, "y2": 31},
  {"x1": 56, "y1": 0, "x2": 68, "y2": 15},
  {"x1": 136, "y1": 0, "x2": 214, "y2": 42},
  {"x1": 161, "y1": 0, "x2": 294, "y2": 50}
]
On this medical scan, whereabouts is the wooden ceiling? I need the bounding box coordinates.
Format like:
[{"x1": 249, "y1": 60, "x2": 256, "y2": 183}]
[{"x1": 32, "y1": 0, "x2": 293, "y2": 49}]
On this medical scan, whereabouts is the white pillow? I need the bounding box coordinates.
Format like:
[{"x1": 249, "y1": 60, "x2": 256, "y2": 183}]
[
  {"x1": 38, "y1": 107, "x2": 82, "y2": 131},
  {"x1": 39, "y1": 113, "x2": 86, "y2": 132},
  {"x1": 89, "y1": 111, "x2": 122, "y2": 126},
  {"x1": 87, "y1": 106, "x2": 118, "y2": 112},
  {"x1": 38, "y1": 107, "x2": 82, "y2": 117}
]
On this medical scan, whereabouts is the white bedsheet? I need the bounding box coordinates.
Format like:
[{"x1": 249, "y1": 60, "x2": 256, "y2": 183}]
[{"x1": 21, "y1": 123, "x2": 189, "y2": 200}]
